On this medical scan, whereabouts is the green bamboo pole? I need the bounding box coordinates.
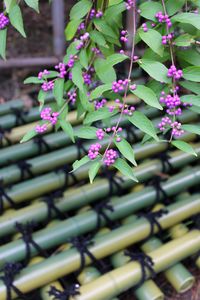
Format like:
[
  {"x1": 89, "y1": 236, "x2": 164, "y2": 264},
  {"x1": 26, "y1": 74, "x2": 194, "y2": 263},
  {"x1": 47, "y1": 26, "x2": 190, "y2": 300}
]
[
  {"x1": 0, "y1": 193, "x2": 199, "y2": 272},
  {"x1": 0, "y1": 211, "x2": 199, "y2": 299},
  {"x1": 73, "y1": 230, "x2": 200, "y2": 300},
  {"x1": 1, "y1": 148, "x2": 200, "y2": 236}
]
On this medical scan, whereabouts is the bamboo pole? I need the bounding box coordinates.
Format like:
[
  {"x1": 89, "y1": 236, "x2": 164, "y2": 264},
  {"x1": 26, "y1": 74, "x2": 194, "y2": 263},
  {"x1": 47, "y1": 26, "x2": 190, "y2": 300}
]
[
  {"x1": 73, "y1": 230, "x2": 200, "y2": 300},
  {"x1": 0, "y1": 210, "x2": 199, "y2": 299},
  {"x1": 0, "y1": 193, "x2": 199, "y2": 273},
  {"x1": 1, "y1": 145, "x2": 200, "y2": 224}
]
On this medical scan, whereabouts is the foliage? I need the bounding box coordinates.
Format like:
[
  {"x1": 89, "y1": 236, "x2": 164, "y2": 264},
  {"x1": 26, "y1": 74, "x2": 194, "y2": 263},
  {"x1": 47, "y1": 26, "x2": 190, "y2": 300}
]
[{"x1": 1, "y1": 0, "x2": 200, "y2": 182}]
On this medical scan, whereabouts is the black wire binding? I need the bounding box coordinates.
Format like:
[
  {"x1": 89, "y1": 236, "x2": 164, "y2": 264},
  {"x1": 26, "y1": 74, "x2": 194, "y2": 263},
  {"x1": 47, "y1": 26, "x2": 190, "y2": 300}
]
[
  {"x1": 10, "y1": 107, "x2": 28, "y2": 126},
  {"x1": 123, "y1": 123, "x2": 139, "y2": 143},
  {"x1": 55, "y1": 164, "x2": 79, "y2": 188},
  {"x1": 15, "y1": 221, "x2": 48, "y2": 265},
  {"x1": 0, "y1": 262, "x2": 27, "y2": 300},
  {"x1": 76, "y1": 139, "x2": 88, "y2": 160},
  {"x1": 0, "y1": 126, "x2": 11, "y2": 147},
  {"x1": 69, "y1": 236, "x2": 106, "y2": 274},
  {"x1": 48, "y1": 284, "x2": 80, "y2": 300},
  {"x1": 16, "y1": 160, "x2": 34, "y2": 180},
  {"x1": 92, "y1": 199, "x2": 115, "y2": 231},
  {"x1": 125, "y1": 250, "x2": 156, "y2": 289},
  {"x1": 42, "y1": 190, "x2": 66, "y2": 222},
  {"x1": 157, "y1": 148, "x2": 174, "y2": 174},
  {"x1": 33, "y1": 136, "x2": 51, "y2": 154},
  {"x1": 148, "y1": 175, "x2": 170, "y2": 205},
  {"x1": 138, "y1": 209, "x2": 168, "y2": 240},
  {"x1": 101, "y1": 168, "x2": 124, "y2": 197},
  {"x1": 0, "y1": 179, "x2": 16, "y2": 215}
]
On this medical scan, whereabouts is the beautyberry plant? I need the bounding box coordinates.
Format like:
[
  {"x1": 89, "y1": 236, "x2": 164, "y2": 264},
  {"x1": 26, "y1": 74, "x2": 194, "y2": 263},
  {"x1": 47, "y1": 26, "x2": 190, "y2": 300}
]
[{"x1": 1, "y1": 0, "x2": 200, "y2": 183}]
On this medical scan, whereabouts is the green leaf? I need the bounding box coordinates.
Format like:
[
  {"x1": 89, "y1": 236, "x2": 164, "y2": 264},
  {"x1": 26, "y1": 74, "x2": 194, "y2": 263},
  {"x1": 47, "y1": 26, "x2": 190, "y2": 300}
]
[
  {"x1": 104, "y1": 2, "x2": 126, "y2": 26},
  {"x1": 180, "y1": 94, "x2": 200, "y2": 106},
  {"x1": 172, "y1": 140, "x2": 197, "y2": 156},
  {"x1": 183, "y1": 66, "x2": 200, "y2": 82},
  {"x1": 84, "y1": 107, "x2": 118, "y2": 124},
  {"x1": 9, "y1": 4, "x2": 26, "y2": 37},
  {"x1": 4, "y1": 0, "x2": 16, "y2": 13},
  {"x1": 38, "y1": 89, "x2": 46, "y2": 110},
  {"x1": 174, "y1": 34, "x2": 195, "y2": 47},
  {"x1": 128, "y1": 111, "x2": 159, "y2": 141},
  {"x1": 89, "y1": 161, "x2": 101, "y2": 183},
  {"x1": 94, "y1": 58, "x2": 116, "y2": 83},
  {"x1": 90, "y1": 30, "x2": 108, "y2": 47},
  {"x1": 131, "y1": 85, "x2": 163, "y2": 110},
  {"x1": 138, "y1": 59, "x2": 170, "y2": 83},
  {"x1": 20, "y1": 129, "x2": 37, "y2": 143},
  {"x1": 113, "y1": 158, "x2": 138, "y2": 182},
  {"x1": 60, "y1": 120, "x2": 75, "y2": 142},
  {"x1": 177, "y1": 49, "x2": 200, "y2": 66},
  {"x1": 172, "y1": 13, "x2": 200, "y2": 30},
  {"x1": 139, "y1": 1, "x2": 163, "y2": 21},
  {"x1": 179, "y1": 81, "x2": 200, "y2": 95},
  {"x1": 65, "y1": 19, "x2": 82, "y2": 41},
  {"x1": 75, "y1": 126, "x2": 97, "y2": 139},
  {"x1": 106, "y1": 53, "x2": 128, "y2": 66},
  {"x1": 72, "y1": 63, "x2": 84, "y2": 91},
  {"x1": 182, "y1": 124, "x2": 200, "y2": 136},
  {"x1": 0, "y1": 29, "x2": 7, "y2": 60},
  {"x1": 53, "y1": 78, "x2": 64, "y2": 108},
  {"x1": 70, "y1": 0, "x2": 92, "y2": 20},
  {"x1": 24, "y1": 0, "x2": 39, "y2": 12},
  {"x1": 90, "y1": 83, "x2": 112, "y2": 100},
  {"x1": 79, "y1": 49, "x2": 88, "y2": 69},
  {"x1": 93, "y1": 19, "x2": 118, "y2": 39},
  {"x1": 64, "y1": 41, "x2": 80, "y2": 63},
  {"x1": 72, "y1": 155, "x2": 90, "y2": 172},
  {"x1": 165, "y1": 0, "x2": 185, "y2": 16},
  {"x1": 24, "y1": 76, "x2": 42, "y2": 84},
  {"x1": 79, "y1": 88, "x2": 94, "y2": 112},
  {"x1": 139, "y1": 29, "x2": 164, "y2": 57},
  {"x1": 114, "y1": 138, "x2": 137, "y2": 166}
]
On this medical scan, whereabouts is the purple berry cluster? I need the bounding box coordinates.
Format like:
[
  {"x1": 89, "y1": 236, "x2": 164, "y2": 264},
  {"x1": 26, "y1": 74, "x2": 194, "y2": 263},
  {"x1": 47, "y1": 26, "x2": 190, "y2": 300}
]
[
  {"x1": 159, "y1": 91, "x2": 182, "y2": 116},
  {"x1": 92, "y1": 47, "x2": 100, "y2": 54},
  {"x1": 112, "y1": 79, "x2": 129, "y2": 93},
  {"x1": 167, "y1": 65, "x2": 183, "y2": 80},
  {"x1": 78, "y1": 22, "x2": 85, "y2": 31},
  {"x1": 158, "y1": 117, "x2": 184, "y2": 137},
  {"x1": 68, "y1": 90, "x2": 77, "y2": 104},
  {"x1": 90, "y1": 9, "x2": 103, "y2": 19},
  {"x1": 114, "y1": 99, "x2": 135, "y2": 116},
  {"x1": 35, "y1": 124, "x2": 48, "y2": 134},
  {"x1": 94, "y1": 99, "x2": 107, "y2": 110},
  {"x1": 40, "y1": 107, "x2": 59, "y2": 125},
  {"x1": 88, "y1": 143, "x2": 102, "y2": 160},
  {"x1": 96, "y1": 129, "x2": 105, "y2": 140},
  {"x1": 120, "y1": 30, "x2": 128, "y2": 42},
  {"x1": 104, "y1": 149, "x2": 118, "y2": 166},
  {"x1": 155, "y1": 11, "x2": 172, "y2": 28},
  {"x1": 83, "y1": 73, "x2": 92, "y2": 85},
  {"x1": 162, "y1": 33, "x2": 174, "y2": 45},
  {"x1": 41, "y1": 81, "x2": 54, "y2": 92},
  {"x1": 76, "y1": 32, "x2": 89, "y2": 50},
  {"x1": 126, "y1": 0, "x2": 135, "y2": 10},
  {"x1": 0, "y1": 13, "x2": 9, "y2": 30},
  {"x1": 38, "y1": 69, "x2": 50, "y2": 80},
  {"x1": 142, "y1": 23, "x2": 148, "y2": 32},
  {"x1": 55, "y1": 62, "x2": 67, "y2": 78}
]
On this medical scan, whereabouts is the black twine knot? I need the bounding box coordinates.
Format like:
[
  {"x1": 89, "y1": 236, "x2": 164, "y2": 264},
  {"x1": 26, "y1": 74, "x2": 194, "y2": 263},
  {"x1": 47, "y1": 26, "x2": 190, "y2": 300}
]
[
  {"x1": 101, "y1": 168, "x2": 124, "y2": 197},
  {"x1": 16, "y1": 160, "x2": 34, "y2": 180},
  {"x1": 76, "y1": 139, "x2": 88, "y2": 160},
  {"x1": 15, "y1": 221, "x2": 47, "y2": 264},
  {"x1": 33, "y1": 136, "x2": 51, "y2": 154},
  {"x1": 0, "y1": 179, "x2": 16, "y2": 215},
  {"x1": 93, "y1": 199, "x2": 115, "y2": 231},
  {"x1": 55, "y1": 164, "x2": 79, "y2": 188},
  {"x1": 125, "y1": 250, "x2": 156, "y2": 289},
  {"x1": 42, "y1": 190, "x2": 66, "y2": 222},
  {"x1": 158, "y1": 151, "x2": 174, "y2": 174},
  {"x1": 139, "y1": 209, "x2": 168, "y2": 240},
  {"x1": 48, "y1": 284, "x2": 80, "y2": 300},
  {"x1": 69, "y1": 236, "x2": 106, "y2": 274},
  {"x1": 10, "y1": 107, "x2": 28, "y2": 126},
  {"x1": 0, "y1": 126, "x2": 11, "y2": 147},
  {"x1": 148, "y1": 175, "x2": 170, "y2": 205},
  {"x1": 0, "y1": 262, "x2": 27, "y2": 300}
]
